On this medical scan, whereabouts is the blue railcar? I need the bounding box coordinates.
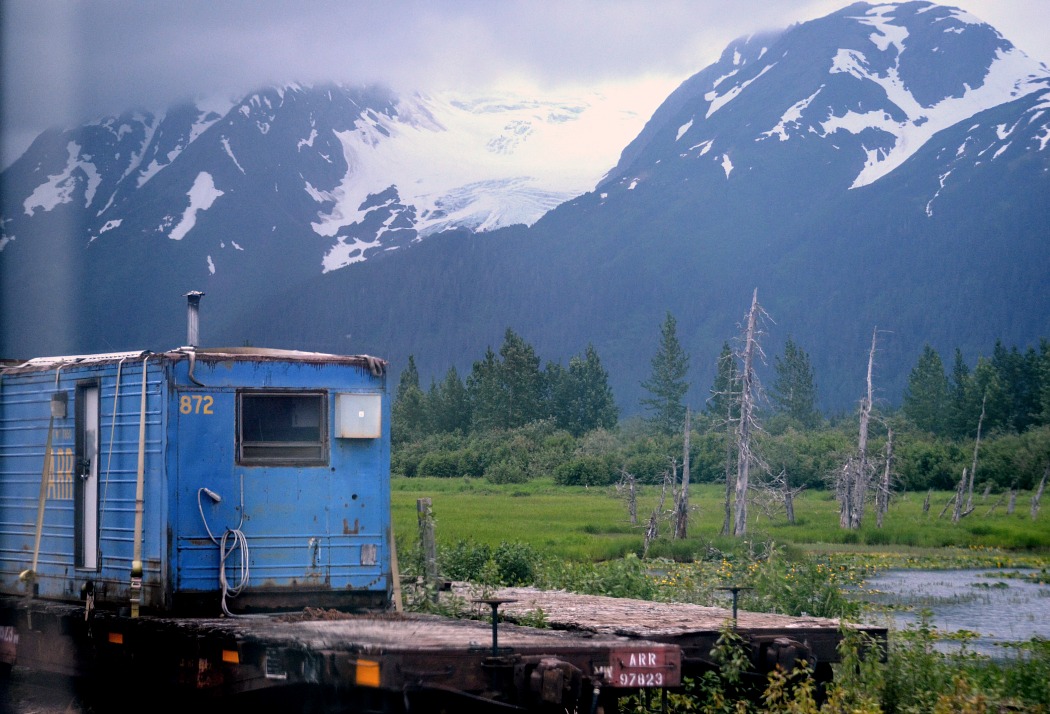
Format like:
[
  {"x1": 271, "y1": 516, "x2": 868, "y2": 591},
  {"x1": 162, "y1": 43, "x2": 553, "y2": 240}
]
[{"x1": 0, "y1": 345, "x2": 391, "y2": 615}]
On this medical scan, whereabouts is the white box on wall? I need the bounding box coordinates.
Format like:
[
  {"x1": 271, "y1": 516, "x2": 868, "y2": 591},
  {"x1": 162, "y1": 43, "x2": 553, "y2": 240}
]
[{"x1": 335, "y1": 393, "x2": 382, "y2": 438}]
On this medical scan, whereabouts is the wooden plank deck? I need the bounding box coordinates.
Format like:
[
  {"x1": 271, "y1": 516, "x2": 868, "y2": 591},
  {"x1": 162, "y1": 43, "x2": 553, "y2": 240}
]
[
  {"x1": 449, "y1": 585, "x2": 846, "y2": 636},
  {"x1": 446, "y1": 584, "x2": 888, "y2": 670}
]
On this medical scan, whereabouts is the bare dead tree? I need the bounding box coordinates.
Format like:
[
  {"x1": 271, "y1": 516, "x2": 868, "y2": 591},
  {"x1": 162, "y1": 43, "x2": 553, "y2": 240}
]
[
  {"x1": 673, "y1": 408, "x2": 692, "y2": 539},
  {"x1": 643, "y1": 468, "x2": 674, "y2": 557},
  {"x1": 952, "y1": 469, "x2": 967, "y2": 522},
  {"x1": 923, "y1": 489, "x2": 932, "y2": 515},
  {"x1": 1008, "y1": 488, "x2": 1018, "y2": 515},
  {"x1": 966, "y1": 395, "x2": 986, "y2": 512},
  {"x1": 1032, "y1": 466, "x2": 1048, "y2": 520},
  {"x1": 721, "y1": 440, "x2": 734, "y2": 536},
  {"x1": 783, "y1": 472, "x2": 802, "y2": 525},
  {"x1": 721, "y1": 395, "x2": 736, "y2": 537},
  {"x1": 939, "y1": 489, "x2": 956, "y2": 519},
  {"x1": 642, "y1": 511, "x2": 659, "y2": 558},
  {"x1": 616, "y1": 467, "x2": 638, "y2": 526},
  {"x1": 837, "y1": 461, "x2": 852, "y2": 527},
  {"x1": 734, "y1": 289, "x2": 768, "y2": 537},
  {"x1": 984, "y1": 490, "x2": 1007, "y2": 517},
  {"x1": 840, "y1": 328, "x2": 879, "y2": 530},
  {"x1": 981, "y1": 483, "x2": 992, "y2": 503},
  {"x1": 876, "y1": 427, "x2": 894, "y2": 528},
  {"x1": 753, "y1": 469, "x2": 805, "y2": 524}
]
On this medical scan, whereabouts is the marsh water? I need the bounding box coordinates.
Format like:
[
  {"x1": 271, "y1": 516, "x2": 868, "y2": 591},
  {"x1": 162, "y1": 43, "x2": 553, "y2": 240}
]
[{"x1": 860, "y1": 568, "x2": 1050, "y2": 656}]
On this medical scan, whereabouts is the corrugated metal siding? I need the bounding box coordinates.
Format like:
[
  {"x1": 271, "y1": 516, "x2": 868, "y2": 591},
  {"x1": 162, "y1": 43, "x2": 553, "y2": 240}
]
[{"x1": 0, "y1": 357, "x2": 167, "y2": 606}]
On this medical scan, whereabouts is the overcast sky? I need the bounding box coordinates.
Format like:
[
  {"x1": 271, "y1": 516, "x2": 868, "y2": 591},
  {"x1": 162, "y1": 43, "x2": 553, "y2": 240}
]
[{"x1": 3, "y1": 0, "x2": 1048, "y2": 168}]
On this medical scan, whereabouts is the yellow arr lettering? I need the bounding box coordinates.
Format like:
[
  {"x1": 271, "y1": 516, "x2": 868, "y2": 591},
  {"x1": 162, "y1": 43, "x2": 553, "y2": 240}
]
[{"x1": 48, "y1": 448, "x2": 74, "y2": 500}]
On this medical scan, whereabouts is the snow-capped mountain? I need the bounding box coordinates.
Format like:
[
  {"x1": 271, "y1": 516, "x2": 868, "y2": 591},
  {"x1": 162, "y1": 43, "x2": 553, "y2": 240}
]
[
  {"x1": 3, "y1": 1, "x2": 1049, "y2": 412},
  {"x1": 2, "y1": 84, "x2": 652, "y2": 272},
  {"x1": 600, "y1": 1, "x2": 1049, "y2": 203}
]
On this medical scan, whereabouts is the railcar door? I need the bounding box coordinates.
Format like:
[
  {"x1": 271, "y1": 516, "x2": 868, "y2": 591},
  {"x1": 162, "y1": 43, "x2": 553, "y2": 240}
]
[
  {"x1": 75, "y1": 382, "x2": 100, "y2": 570},
  {"x1": 174, "y1": 387, "x2": 238, "y2": 595}
]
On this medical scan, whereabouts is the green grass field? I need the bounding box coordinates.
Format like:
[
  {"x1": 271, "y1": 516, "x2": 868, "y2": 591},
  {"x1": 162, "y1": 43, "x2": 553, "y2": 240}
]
[{"x1": 392, "y1": 478, "x2": 1050, "y2": 563}]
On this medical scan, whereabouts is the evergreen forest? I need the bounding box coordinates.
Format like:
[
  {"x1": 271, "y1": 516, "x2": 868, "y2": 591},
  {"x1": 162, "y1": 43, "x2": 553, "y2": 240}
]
[{"x1": 391, "y1": 315, "x2": 1050, "y2": 510}]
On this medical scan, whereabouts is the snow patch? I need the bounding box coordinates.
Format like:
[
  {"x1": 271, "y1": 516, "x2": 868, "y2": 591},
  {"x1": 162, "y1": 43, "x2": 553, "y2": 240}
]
[
  {"x1": 222, "y1": 136, "x2": 245, "y2": 173},
  {"x1": 323, "y1": 235, "x2": 382, "y2": 271},
  {"x1": 676, "y1": 119, "x2": 694, "y2": 141},
  {"x1": 305, "y1": 180, "x2": 334, "y2": 203},
  {"x1": 712, "y1": 69, "x2": 739, "y2": 89},
  {"x1": 23, "y1": 142, "x2": 101, "y2": 215},
  {"x1": 137, "y1": 158, "x2": 168, "y2": 188},
  {"x1": 704, "y1": 63, "x2": 776, "y2": 119},
  {"x1": 1038, "y1": 127, "x2": 1050, "y2": 151},
  {"x1": 207, "y1": 255, "x2": 216, "y2": 274},
  {"x1": 824, "y1": 46, "x2": 1049, "y2": 188},
  {"x1": 851, "y1": 5, "x2": 909, "y2": 54},
  {"x1": 721, "y1": 154, "x2": 734, "y2": 178},
  {"x1": 169, "y1": 172, "x2": 224, "y2": 241},
  {"x1": 760, "y1": 87, "x2": 823, "y2": 141},
  {"x1": 691, "y1": 140, "x2": 714, "y2": 156},
  {"x1": 925, "y1": 169, "x2": 952, "y2": 216},
  {"x1": 298, "y1": 129, "x2": 318, "y2": 150}
]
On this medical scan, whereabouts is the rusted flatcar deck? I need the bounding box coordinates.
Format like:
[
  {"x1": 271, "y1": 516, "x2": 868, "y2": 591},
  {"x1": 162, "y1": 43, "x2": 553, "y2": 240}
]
[
  {"x1": 449, "y1": 585, "x2": 887, "y2": 674},
  {"x1": 2, "y1": 597, "x2": 681, "y2": 711}
]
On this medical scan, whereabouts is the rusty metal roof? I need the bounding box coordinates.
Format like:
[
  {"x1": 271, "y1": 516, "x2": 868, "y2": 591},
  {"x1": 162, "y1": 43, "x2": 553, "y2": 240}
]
[{"x1": 1, "y1": 347, "x2": 386, "y2": 376}]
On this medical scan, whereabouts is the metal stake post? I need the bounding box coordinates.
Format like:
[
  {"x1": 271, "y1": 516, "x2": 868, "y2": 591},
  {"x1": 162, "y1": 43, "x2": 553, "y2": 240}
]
[{"x1": 473, "y1": 598, "x2": 517, "y2": 656}]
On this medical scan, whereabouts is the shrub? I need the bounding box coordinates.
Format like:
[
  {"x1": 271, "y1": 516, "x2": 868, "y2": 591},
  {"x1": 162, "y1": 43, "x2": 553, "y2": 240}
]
[
  {"x1": 484, "y1": 459, "x2": 530, "y2": 484},
  {"x1": 493, "y1": 541, "x2": 539, "y2": 585},
  {"x1": 440, "y1": 540, "x2": 492, "y2": 581},
  {"x1": 553, "y1": 455, "x2": 616, "y2": 486},
  {"x1": 418, "y1": 450, "x2": 463, "y2": 478},
  {"x1": 622, "y1": 452, "x2": 672, "y2": 484}
]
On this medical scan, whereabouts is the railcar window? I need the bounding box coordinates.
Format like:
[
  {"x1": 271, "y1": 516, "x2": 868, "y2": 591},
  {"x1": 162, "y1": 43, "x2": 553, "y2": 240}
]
[{"x1": 238, "y1": 392, "x2": 327, "y2": 465}]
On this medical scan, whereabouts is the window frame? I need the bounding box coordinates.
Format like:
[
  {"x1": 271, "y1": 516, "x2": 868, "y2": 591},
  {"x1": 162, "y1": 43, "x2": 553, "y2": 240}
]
[{"x1": 236, "y1": 389, "x2": 329, "y2": 466}]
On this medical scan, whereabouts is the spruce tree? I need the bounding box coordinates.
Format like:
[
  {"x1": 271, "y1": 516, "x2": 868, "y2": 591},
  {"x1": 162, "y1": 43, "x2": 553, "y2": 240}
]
[
  {"x1": 1041, "y1": 339, "x2": 1050, "y2": 426},
  {"x1": 391, "y1": 355, "x2": 429, "y2": 444},
  {"x1": 707, "y1": 342, "x2": 737, "y2": 419},
  {"x1": 498, "y1": 328, "x2": 544, "y2": 428},
  {"x1": 947, "y1": 348, "x2": 973, "y2": 439},
  {"x1": 902, "y1": 345, "x2": 949, "y2": 434},
  {"x1": 430, "y1": 365, "x2": 471, "y2": 434},
  {"x1": 769, "y1": 336, "x2": 820, "y2": 428},
  {"x1": 640, "y1": 312, "x2": 690, "y2": 435},
  {"x1": 553, "y1": 345, "x2": 619, "y2": 436},
  {"x1": 467, "y1": 347, "x2": 503, "y2": 432}
]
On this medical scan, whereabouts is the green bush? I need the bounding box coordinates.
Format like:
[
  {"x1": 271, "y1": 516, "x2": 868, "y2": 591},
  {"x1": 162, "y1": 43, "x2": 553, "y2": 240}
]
[
  {"x1": 418, "y1": 450, "x2": 463, "y2": 478},
  {"x1": 493, "y1": 541, "x2": 539, "y2": 585},
  {"x1": 484, "y1": 459, "x2": 530, "y2": 484},
  {"x1": 541, "y1": 553, "x2": 656, "y2": 599},
  {"x1": 440, "y1": 539, "x2": 492, "y2": 581},
  {"x1": 895, "y1": 437, "x2": 965, "y2": 491},
  {"x1": 553, "y1": 455, "x2": 616, "y2": 485},
  {"x1": 621, "y1": 452, "x2": 671, "y2": 484}
]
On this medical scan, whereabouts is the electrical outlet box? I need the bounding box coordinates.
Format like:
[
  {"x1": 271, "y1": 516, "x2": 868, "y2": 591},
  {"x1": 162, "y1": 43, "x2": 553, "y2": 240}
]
[{"x1": 334, "y1": 393, "x2": 382, "y2": 438}]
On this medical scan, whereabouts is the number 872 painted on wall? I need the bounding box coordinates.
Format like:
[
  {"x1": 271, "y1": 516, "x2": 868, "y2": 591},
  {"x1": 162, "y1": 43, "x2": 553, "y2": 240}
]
[{"x1": 180, "y1": 394, "x2": 214, "y2": 414}]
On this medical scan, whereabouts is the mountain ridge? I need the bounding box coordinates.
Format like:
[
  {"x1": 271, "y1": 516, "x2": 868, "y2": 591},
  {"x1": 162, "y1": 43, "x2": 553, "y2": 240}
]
[{"x1": 2, "y1": 1, "x2": 1048, "y2": 415}]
